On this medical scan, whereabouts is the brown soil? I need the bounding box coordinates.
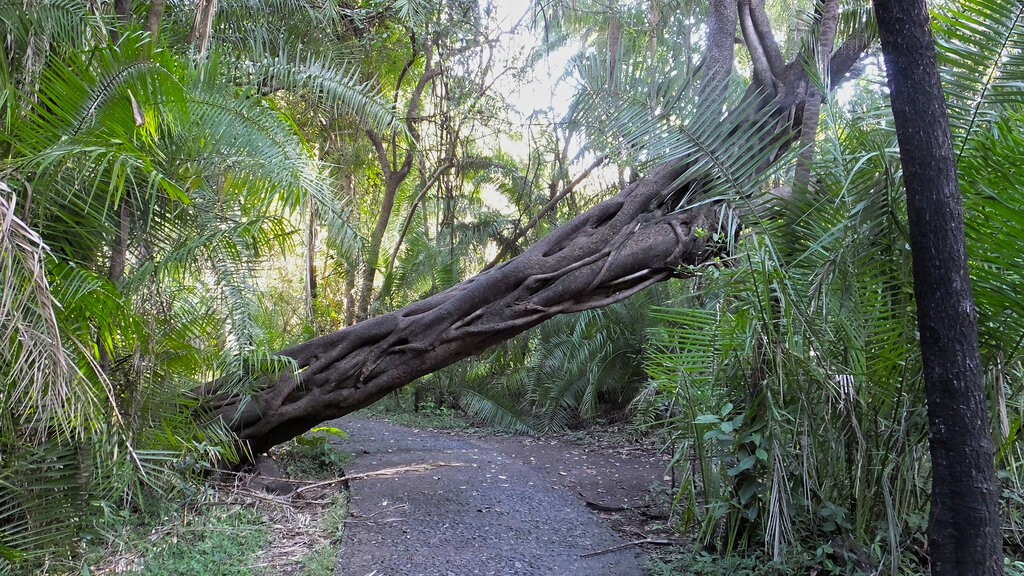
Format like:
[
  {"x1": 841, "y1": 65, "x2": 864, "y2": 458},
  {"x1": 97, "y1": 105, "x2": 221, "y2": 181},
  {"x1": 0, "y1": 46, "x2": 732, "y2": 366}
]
[{"x1": 330, "y1": 415, "x2": 678, "y2": 576}]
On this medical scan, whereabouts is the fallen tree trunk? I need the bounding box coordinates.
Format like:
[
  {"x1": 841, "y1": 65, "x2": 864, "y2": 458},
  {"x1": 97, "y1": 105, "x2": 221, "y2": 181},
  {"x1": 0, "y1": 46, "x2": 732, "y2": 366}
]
[{"x1": 207, "y1": 160, "x2": 730, "y2": 455}]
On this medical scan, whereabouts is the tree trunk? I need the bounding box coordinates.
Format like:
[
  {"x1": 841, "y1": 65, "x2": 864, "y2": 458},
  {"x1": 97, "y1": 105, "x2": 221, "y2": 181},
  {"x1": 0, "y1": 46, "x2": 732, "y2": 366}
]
[
  {"x1": 113, "y1": 0, "x2": 132, "y2": 40},
  {"x1": 874, "y1": 1, "x2": 1002, "y2": 573},
  {"x1": 356, "y1": 171, "x2": 399, "y2": 320},
  {"x1": 188, "y1": 0, "x2": 218, "y2": 57},
  {"x1": 791, "y1": 0, "x2": 838, "y2": 192},
  {"x1": 99, "y1": 194, "x2": 131, "y2": 375},
  {"x1": 207, "y1": 160, "x2": 730, "y2": 454},
  {"x1": 355, "y1": 41, "x2": 439, "y2": 319},
  {"x1": 305, "y1": 198, "x2": 318, "y2": 327},
  {"x1": 145, "y1": 0, "x2": 167, "y2": 45}
]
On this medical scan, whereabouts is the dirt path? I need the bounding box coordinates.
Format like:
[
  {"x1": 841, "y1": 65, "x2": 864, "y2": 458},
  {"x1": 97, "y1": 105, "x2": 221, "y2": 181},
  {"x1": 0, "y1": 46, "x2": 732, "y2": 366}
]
[{"x1": 329, "y1": 415, "x2": 673, "y2": 576}]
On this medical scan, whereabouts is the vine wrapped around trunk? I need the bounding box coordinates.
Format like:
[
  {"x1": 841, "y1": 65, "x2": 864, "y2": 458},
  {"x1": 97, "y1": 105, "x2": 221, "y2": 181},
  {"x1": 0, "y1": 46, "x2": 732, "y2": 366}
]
[{"x1": 207, "y1": 160, "x2": 729, "y2": 454}]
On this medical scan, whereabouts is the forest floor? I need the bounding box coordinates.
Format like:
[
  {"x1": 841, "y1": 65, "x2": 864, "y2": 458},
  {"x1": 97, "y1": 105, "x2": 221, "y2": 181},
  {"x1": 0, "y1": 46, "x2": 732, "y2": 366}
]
[{"x1": 329, "y1": 414, "x2": 681, "y2": 576}]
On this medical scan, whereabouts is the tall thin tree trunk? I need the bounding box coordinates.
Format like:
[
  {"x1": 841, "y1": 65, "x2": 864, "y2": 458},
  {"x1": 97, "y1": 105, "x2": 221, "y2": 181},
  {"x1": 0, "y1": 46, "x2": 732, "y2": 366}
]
[
  {"x1": 343, "y1": 264, "x2": 357, "y2": 327},
  {"x1": 145, "y1": 0, "x2": 167, "y2": 45},
  {"x1": 305, "y1": 198, "x2": 318, "y2": 328},
  {"x1": 342, "y1": 172, "x2": 358, "y2": 327},
  {"x1": 99, "y1": 197, "x2": 131, "y2": 374},
  {"x1": 356, "y1": 175, "x2": 398, "y2": 320},
  {"x1": 874, "y1": 1, "x2": 1002, "y2": 573},
  {"x1": 188, "y1": 0, "x2": 218, "y2": 56},
  {"x1": 607, "y1": 10, "x2": 620, "y2": 86},
  {"x1": 98, "y1": 2, "x2": 136, "y2": 374},
  {"x1": 113, "y1": 0, "x2": 132, "y2": 41},
  {"x1": 355, "y1": 42, "x2": 440, "y2": 319},
  {"x1": 648, "y1": 0, "x2": 659, "y2": 60},
  {"x1": 792, "y1": 0, "x2": 838, "y2": 192}
]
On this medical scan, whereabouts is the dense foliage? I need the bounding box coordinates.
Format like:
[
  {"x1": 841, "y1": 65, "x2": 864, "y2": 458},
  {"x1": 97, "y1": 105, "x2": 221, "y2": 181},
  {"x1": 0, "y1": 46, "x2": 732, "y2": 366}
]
[{"x1": 1, "y1": 0, "x2": 1023, "y2": 573}]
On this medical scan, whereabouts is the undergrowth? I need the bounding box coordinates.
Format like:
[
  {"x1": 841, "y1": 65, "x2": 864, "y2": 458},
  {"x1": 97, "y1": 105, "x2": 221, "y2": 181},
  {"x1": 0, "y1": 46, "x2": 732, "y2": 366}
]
[
  {"x1": 120, "y1": 507, "x2": 268, "y2": 576},
  {"x1": 358, "y1": 394, "x2": 472, "y2": 431},
  {"x1": 86, "y1": 433, "x2": 352, "y2": 576},
  {"x1": 273, "y1": 426, "x2": 352, "y2": 479}
]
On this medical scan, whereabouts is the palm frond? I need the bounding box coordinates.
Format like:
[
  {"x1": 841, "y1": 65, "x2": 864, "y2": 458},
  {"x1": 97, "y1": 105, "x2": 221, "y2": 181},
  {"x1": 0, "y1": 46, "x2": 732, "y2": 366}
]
[
  {"x1": 0, "y1": 189, "x2": 107, "y2": 440},
  {"x1": 933, "y1": 0, "x2": 1024, "y2": 157},
  {"x1": 240, "y1": 45, "x2": 402, "y2": 136},
  {"x1": 959, "y1": 114, "x2": 1024, "y2": 357},
  {"x1": 458, "y1": 388, "x2": 533, "y2": 434}
]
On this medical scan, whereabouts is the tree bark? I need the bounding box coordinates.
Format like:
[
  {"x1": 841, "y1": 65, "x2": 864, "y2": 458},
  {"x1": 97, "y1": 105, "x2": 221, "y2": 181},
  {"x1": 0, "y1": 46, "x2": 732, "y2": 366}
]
[
  {"x1": 145, "y1": 0, "x2": 167, "y2": 45},
  {"x1": 98, "y1": 185, "x2": 131, "y2": 375},
  {"x1": 791, "y1": 0, "x2": 838, "y2": 192},
  {"x1": 874, "y1": 1, "x2": 1003, "y2": 573},
  {"x1": 305, "y1": 198, "x2": 318, "y2": 327},
  {"x1": 208, "y1": 161, "x2": 731, "y2": 454},
  {"x1": 188, "y1": 0, "x2": 218, "y2": 57},
  {"x1": 114, "y1": 0, "x2": 132, "y2": 39}
]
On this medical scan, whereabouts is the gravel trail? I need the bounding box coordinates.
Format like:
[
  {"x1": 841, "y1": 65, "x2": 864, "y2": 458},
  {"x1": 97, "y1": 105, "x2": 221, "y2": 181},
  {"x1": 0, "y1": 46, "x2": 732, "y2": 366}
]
[{"x1": 330, "y1": 416, "x2": 659, "y2": 576}]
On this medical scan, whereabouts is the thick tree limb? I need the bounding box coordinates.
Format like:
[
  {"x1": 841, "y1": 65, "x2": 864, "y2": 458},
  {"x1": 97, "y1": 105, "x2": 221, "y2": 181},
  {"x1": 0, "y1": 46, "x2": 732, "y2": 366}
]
[
  {"x1": 739, "y1": 0, "x2": 777, "y2": 96},
  {"x1": 208, "y1": 160, "x2": 730, "y2": 455},
  {"x1": 744, "y1": 0, "x2": 785, "y2": 79},
  {"x1": 145, "y1": 0, "x2": 166, "y2": 44},
  {"x1": 701, "y1": 0, "x2": 739, "y2": 93},
  {"x1": 793, "y1": 0, "x2": 839, "y2": 191}
]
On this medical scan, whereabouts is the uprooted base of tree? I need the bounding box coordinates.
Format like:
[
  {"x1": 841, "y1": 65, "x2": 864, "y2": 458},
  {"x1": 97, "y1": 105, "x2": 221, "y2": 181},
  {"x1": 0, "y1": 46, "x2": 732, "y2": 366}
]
[{"x1": 202, "y1": 159, "x2": 732, "y2": 456}]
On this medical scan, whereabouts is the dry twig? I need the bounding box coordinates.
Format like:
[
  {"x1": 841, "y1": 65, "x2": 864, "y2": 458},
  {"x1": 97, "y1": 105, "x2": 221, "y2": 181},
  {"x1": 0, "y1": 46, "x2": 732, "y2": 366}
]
[{"x1": 580, "y1": 538, "x2": 679, "y2": 558}]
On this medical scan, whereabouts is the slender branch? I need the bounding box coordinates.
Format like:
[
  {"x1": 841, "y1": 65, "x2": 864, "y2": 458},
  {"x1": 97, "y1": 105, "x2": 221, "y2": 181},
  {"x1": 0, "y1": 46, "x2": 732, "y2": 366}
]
[
  {"x1": 383, "y1": 161, "x2": 456, "y2": 280},
  {"x1": 793, "y1": 0, "x2": 839, "y2": 192},
  {"x1": 292, "y1": 462, "x2": 466, "y2": 495},
  {"x1": 581, "y1": 538, "x2": 679, "y2": 559},
  {"x1": 746, "y1": 0, "x2": 785, "y2": 78},
  {"x1": 739, "y1": 0, "x2": 776, "y2": 96},
  {"x1": 483, "y1": 154, "x2": 608, "y2": 270}
]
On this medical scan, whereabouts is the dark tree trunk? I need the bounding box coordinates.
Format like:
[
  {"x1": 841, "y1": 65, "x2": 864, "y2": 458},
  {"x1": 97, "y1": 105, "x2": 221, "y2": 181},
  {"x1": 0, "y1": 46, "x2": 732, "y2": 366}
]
[
  {"x1": 208, "y1": 161, "x2": 730, "y2": 454},
  {"x1": 874, "y1": 1, "x2": 1003, "y2": 573},
  {"x1": 114, "y1": 0, "x2": 132, "y2": 30}
]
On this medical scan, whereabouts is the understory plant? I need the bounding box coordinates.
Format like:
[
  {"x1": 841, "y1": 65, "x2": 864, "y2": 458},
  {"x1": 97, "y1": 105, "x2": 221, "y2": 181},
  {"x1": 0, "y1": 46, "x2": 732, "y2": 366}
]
[{"x1": 643, "y1": 0, "x2": 1024, "y2": 568}]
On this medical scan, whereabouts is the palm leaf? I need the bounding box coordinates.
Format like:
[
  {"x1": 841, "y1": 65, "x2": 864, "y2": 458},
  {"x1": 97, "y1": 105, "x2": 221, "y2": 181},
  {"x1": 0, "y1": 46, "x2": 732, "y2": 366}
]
[{"x1": 933, "y1": 0, "x2": 1024, "y2": 157}]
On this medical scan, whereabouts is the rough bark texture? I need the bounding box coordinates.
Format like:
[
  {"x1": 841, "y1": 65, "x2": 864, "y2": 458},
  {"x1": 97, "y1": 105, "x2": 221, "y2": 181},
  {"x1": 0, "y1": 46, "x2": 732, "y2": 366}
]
[
  {"x1": 792, "y1": 0, "x2": 838, "y2": 191},
  {"x1": 874, "y1": 1, "x2": 1003, "y2": 573},
  {"x1": 209, "y1": 162, "x2": 729, "y2": 454},
  {"x1": 188, "y1": 0, "x2": 218, "y2": 57}
]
